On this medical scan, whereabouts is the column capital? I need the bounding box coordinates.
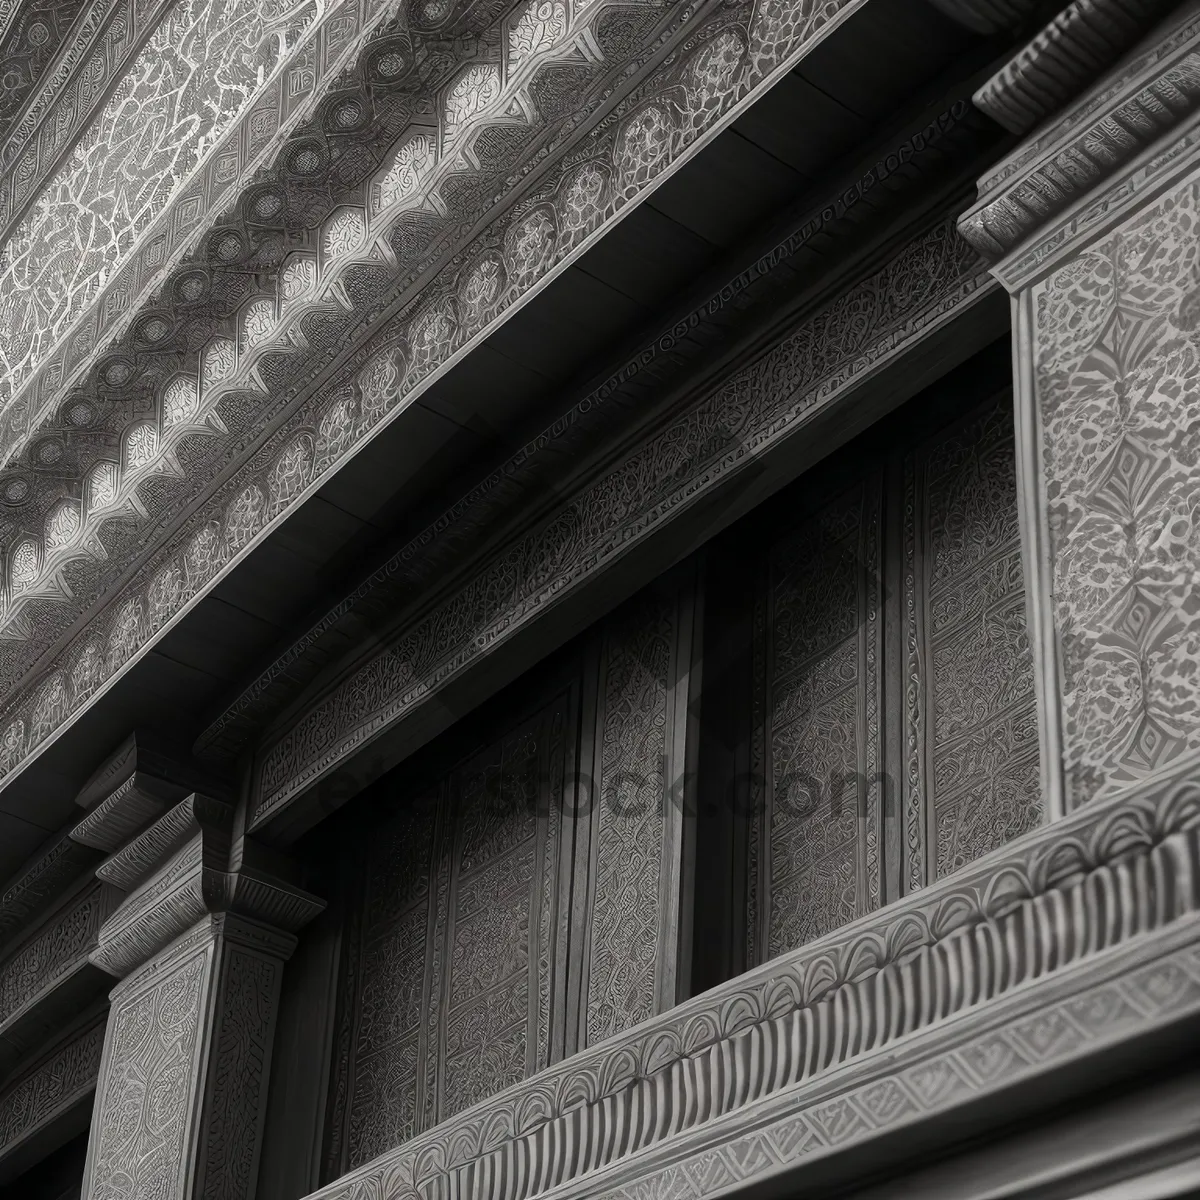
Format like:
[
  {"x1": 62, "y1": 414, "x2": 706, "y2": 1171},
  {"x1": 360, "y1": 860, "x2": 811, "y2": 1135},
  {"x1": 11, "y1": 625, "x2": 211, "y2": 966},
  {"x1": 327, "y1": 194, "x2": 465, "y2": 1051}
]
[{"x1": 959, "y1": 0, "x2": 1200, "y2": 288}]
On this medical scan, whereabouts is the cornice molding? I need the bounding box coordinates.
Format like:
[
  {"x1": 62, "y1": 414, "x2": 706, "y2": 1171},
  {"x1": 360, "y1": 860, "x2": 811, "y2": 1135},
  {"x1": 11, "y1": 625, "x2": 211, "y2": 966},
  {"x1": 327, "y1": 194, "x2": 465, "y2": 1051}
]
[
  {"x1": 89, "y1": 821, "x2": 324, "y2": 977},
  {"x1": 251, "y1": 213, "x2": 993, "y2": 830},
  {"x1": 304, "y1": 768, "x2": 1200, "y2": 1200},
  {"x1": 973, "y1": 0, "x2": 1176, "y2": 135},
  {"x1": 0, "y1": 0, "x2": 871, "y2": 811},
  {"x1": 196, "y1": 95, "x2": 994, "y2": 765},
  {"x1": 959, "y1": 0, "x2": 1200, "y2": 274}
]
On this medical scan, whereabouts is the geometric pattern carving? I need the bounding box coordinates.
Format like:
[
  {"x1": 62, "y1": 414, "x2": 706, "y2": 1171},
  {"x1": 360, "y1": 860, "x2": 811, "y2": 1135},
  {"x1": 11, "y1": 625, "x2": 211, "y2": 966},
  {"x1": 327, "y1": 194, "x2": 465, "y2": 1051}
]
[
  {"x1": 748, "y1": 480, "x2": 884, "y2": 963},
  {"x1": 306, "y1": 770, "x2": 1200, "y2": 1200},
  {"x1": 1031, "y1": 169, "x2": 1200, "y2": 806},
  {"x1": 901, "y1": 392, "x2": 1041, "y2": 879},
  {"x1": 255, "y1": 218, "x2": 990, "y2": 826},
  {"x1": 328, "y1": 695, "x2": 569, "y2": 1176}
]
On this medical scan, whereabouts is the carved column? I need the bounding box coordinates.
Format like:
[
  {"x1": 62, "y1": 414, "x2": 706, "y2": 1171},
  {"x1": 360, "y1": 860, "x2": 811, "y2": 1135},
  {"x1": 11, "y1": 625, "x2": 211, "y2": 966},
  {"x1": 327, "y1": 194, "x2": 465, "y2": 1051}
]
[
  {"x1": 69, "y1": 738, "x2": 323, "y2": 1200},
  {"x1": 959, "y1": 0, "x2": 1200, "y2": 813}
]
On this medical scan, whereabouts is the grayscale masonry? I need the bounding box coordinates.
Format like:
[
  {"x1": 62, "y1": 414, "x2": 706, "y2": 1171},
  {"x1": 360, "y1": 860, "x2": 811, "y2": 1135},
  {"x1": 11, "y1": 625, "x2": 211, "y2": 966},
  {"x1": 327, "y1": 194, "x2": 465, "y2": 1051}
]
[{"x1": 0, "y1": 0, "x2": 1198, "y2": 1196}]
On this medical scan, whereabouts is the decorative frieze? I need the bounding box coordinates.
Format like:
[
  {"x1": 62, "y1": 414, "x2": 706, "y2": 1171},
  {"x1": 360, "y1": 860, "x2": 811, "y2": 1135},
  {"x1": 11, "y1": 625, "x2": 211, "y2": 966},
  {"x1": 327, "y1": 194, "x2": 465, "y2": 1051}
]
[
  {"x1": 0, "y1": 833, "x2": 101, "y2": 950},
  {"x1": 199, "y1": 95, "x2": 991, "y2": 768},
  {"x1": 0, "y1": 1009, "x2": 106, "y2": 1176},
  {"x1": 0, "y1": 881, "x2": 110, "y2": 1028},
  {"x1": 254, "y1": 216, "x2": 993, "y2": 830},
  {"x1": 0, "y1": 878, "x2": 116, "y2": 1079},
  {"x1": 304, "y1": 764, "x2": 1200, "y2": 1200},
  {"x1": 0, "y1": 0, "x2": 885, "y2": 801}
]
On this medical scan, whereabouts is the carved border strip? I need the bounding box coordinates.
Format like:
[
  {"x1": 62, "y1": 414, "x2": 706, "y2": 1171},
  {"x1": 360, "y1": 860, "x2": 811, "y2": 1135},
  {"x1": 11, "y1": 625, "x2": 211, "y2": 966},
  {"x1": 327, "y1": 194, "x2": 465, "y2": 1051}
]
[
  {"x1": 0, "y1": 880, "x2": 111, "y2": 1028},
  {"x1": 304, "y1": 767, "x2": 1200, "y2": 1200},
  {"x1": 0, "y1": 1008, "x2": 105, "y2": 1167},
  {"x1": 254, "y1": 216, "x2": 992, "y2": 825},
  {"x1": 553, "y1": 933, "x2": 1200, "y2": 1199}
]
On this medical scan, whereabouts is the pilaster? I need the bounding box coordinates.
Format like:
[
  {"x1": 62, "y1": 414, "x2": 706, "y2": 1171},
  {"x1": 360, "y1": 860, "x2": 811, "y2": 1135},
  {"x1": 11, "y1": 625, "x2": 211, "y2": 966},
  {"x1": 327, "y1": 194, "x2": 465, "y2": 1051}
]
[
  {"x1": 959, "y1": 0, "x2": 1200, "y2": 811},
  {"x1": 69, "y1": 738, "x2": 324, "y2": 1200}
]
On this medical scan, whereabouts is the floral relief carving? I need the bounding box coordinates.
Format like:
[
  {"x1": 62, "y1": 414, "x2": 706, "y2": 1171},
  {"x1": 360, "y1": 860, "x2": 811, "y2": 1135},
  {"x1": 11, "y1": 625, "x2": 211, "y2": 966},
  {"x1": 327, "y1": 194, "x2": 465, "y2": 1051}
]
[
  {"x1": 86, "y1": 951, "x2": 206, "y2": 1199},
  {"x1": 1033, "y1": 170, "x2": 1200, "y2": 806},
  {"x1": 0, "y1": 0, "x2": 873, "y2": 789}
]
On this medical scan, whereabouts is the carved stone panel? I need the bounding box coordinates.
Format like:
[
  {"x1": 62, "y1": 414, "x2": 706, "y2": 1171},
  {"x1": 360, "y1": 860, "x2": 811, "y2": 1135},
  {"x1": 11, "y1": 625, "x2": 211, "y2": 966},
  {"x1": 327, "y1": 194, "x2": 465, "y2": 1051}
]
[
  {"x1": 331, "y1": 695, "x2": 569, "y2": 1175},
  {"x1": 325, "y1": 577, "x2": 701, "y2": 1177},
  {"x1": 81, "y1": 914, "x2": 294, "y2": 1200},
  {"x1": 748, "y1": 480, "x2": 884, "y2": 965},
  {"x1": 901, "y1": 393, "x2": 1041, "y2": 885},
  {"x1": 0, "y1": 1009, "x2": 104, "y2": 1177},
  {"x1": 1029, "y1": 170, "x2": 1200, "y2": 808}
]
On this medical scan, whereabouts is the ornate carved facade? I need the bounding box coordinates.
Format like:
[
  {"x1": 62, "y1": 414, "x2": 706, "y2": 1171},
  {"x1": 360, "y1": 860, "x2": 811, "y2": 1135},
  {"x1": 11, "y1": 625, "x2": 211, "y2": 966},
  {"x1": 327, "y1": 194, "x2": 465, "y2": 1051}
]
[{"x1": 2, "y1": 0, "x2": 1200, "y2": 1197}]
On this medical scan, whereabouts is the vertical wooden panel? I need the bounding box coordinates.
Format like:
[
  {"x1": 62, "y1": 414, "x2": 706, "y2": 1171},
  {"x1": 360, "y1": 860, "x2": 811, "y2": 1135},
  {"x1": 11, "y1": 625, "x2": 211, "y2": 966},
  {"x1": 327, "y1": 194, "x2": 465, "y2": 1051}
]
[
  {"x1": 748, "y1": 479, "x2": 884, "y2": 965},
  {"x1": 330, "y1": 692, "x2": 570, "y2": 1174},
  {"x1": 576, "y1": 572, "x2": 698, "y2": 1048},
  {"x1": 901, "y1": 392, "x2": 1041, "y2": 888}
]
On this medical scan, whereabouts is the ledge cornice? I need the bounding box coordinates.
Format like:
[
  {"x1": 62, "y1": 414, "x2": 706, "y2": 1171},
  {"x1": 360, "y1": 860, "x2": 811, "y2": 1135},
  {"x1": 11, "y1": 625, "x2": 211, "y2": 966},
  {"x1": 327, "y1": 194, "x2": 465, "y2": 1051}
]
[
  {"x1": 959, "y1": 0, "x2": 1200, "y2": 276},
  {"x1": 307, "y1": 767, "x2": 1200, "y2": 1200},
  {"x1": 197, "y1": 95, "x2": 994, "y2": 766}
]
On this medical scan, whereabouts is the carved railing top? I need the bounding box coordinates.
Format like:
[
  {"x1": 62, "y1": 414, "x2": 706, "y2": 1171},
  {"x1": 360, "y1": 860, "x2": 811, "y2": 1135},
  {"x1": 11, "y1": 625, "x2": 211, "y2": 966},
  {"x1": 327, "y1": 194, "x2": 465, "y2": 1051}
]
[
  {"x1": 960, "y1": 0, "x2": 1200, "y2": 271},
  {"x1": 0, "y1": 0, "x2": 873, "y2": 807},
  {"x1": 307, "y1": 766, "x2": 1200, "y2": 1200}
]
